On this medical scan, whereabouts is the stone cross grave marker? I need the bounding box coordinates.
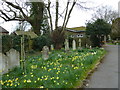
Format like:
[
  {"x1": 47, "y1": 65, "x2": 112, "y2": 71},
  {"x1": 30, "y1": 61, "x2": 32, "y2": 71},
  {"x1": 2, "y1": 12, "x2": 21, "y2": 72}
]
[{"x1": 42, "y1": 46, "x2": 49, "y2": 60}]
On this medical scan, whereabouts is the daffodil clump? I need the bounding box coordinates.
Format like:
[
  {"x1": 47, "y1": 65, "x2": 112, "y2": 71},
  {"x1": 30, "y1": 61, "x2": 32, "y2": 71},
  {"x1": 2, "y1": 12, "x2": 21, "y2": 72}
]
[{"x1": 1, "y1": 48, "x2": 106, "y2": 88}]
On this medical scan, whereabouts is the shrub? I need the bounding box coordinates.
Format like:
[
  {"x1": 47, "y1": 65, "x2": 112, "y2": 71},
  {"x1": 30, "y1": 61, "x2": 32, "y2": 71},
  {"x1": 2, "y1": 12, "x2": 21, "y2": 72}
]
[
  {"x1": 32, "y1": 35, "x2": 51, "y2": 51},
  {"x1": 2, "y1": 35, "x2": 12, "y2": 53},
  {"x1": 2, "y1": 35, "x2": 29, "y2": 53}
]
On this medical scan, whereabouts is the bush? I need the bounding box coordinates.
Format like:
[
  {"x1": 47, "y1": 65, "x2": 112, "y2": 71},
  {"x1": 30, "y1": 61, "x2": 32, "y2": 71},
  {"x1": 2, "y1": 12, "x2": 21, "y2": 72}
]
[
  {"x1": 2, "y1": 35, "x2": 29, "y2": 53},
  {"x1": 32, "y1": 35, "x2": 52, "y2": 51},
  {"x1": 2, "y1": 35, "x2": 12, "y2": 53}
]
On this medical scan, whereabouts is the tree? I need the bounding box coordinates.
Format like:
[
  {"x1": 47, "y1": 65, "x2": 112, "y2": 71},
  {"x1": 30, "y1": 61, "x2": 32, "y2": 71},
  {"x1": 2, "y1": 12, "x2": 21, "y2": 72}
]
[
  {"x1": 45, "y1": 0, "x2": 89, "y2": 49},
  {"x1": 111, "y1": 18, "x2": 120, "y2": 39},
  {"x1": 91, "y1": 6, "x2": 118, "y2": 24},
  {"x1": 0, "y1": 0, "x2": 44, "y2": 35},
  {"x1": 86, "y1": 19, "x2": 111, "y2": 47}
]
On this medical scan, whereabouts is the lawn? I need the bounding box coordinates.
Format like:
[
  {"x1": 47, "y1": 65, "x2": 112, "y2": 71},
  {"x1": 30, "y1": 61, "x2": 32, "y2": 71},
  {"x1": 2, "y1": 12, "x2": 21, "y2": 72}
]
[{"x1": 1, "y1": 48, "x2": 106, "y2": 88}]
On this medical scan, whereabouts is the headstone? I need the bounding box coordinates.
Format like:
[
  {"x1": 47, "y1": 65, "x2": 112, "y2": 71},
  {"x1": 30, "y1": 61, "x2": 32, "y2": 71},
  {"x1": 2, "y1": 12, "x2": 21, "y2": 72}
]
[
  {"x1": 6, "y1": 49, "x2": 20, "y2": 70},
  {"x1": 50, "y1": 45, "x2": 54, "y2": 50},
  {"x1": 86, "y1": 44, "x2": 88, "y2": 48},
  {"x1": 108, "y1": 35, "x2": 111, "y2": 41},
  {"x1": 90, "y1": 46, "x2": 92, "y2": 49},
  {"x1": 104, "y1": 35, "x2": 106, "y2": 44},
  {"x1": 65, "y1": 39, "x2": 69, "y2": 51},
  {"x1": 0, "y1": 53, "x2": 9, "y2": 74},
  {"x1": 78, "y1": 38, "x2": 82, "y2": 47},
  {"x1": 42, "y1": 46, "x2": 49, "y2": 60},
  {"x1": 72, "y1": 40, "x2": 76, "y2": 50}
]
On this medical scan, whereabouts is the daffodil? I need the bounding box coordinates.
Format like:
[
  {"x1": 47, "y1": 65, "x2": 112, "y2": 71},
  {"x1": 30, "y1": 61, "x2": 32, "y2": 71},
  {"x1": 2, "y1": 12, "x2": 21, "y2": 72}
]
[
  {"x1": 56, "y1": 77, "x2": 59, "y2": 79},
  {"x1": 27, "y1": 79, "x2": 31, "y2": 83},
  {"x1": 24, "y1": 80, "x2": 26, "y2": 83},
  {"x1": 37, "y1": 78, "x2": 40, "y2": 81},
  {"x1": 39, "y1": 86, "x2": 44, "y2": 88},
  {"x1": 31, "y1": 75, "x2": 34, "y2": 77},
  {"x1": 15, "y1": 78, "x2": 18, "y2": 81},
  {"x1": 10, "y1": 83, "x2": 13, "y2": 86}
]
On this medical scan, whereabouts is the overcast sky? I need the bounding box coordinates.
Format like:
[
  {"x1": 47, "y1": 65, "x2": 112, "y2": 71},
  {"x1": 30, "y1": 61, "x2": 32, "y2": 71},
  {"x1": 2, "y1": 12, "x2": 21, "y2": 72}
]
[{"x1": 0, "y1": 0, "x2": 119, "y2": 33}]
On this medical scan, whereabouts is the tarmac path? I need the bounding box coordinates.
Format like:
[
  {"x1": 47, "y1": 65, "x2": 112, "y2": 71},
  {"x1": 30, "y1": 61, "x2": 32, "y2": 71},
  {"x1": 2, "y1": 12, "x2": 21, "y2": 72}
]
[{"x1": 87, "y1": 45, "x2": 119, "y2": 88}]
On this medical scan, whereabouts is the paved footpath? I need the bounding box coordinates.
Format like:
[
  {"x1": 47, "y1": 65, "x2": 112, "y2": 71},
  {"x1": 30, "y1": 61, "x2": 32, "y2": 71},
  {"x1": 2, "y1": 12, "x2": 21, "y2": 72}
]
[{"x1": 87, "y1": 45, "x2": 118, "y2": 88}]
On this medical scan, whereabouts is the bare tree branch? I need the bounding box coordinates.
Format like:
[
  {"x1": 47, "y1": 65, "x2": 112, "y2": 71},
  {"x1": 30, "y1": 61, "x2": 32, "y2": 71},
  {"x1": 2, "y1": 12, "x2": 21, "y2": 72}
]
[
  {"x1": 64, "y1": 0, "x2": 77, "y2": 28},
  {"x1": 55, "y1": 0, "x2": 59, "y2": 29},
  {"x1": 45, "y1": 0, "x2": 53, "y2": 32},
  {"x1": 4, "y1": 1, "x2": 28, "y2": 19},
  {"x1": 62, "y1": 0, "x2": 70, "y2": 28}
]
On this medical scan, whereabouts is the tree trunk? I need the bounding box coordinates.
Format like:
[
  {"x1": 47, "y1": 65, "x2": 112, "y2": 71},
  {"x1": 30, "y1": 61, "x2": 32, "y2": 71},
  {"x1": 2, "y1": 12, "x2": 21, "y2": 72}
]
[
  {"x1": 55, "y1": 0, "x2": 59, "y2": 29},
  {"x1": 32, "y1": 23, "x2": 41, "y2": 35}
]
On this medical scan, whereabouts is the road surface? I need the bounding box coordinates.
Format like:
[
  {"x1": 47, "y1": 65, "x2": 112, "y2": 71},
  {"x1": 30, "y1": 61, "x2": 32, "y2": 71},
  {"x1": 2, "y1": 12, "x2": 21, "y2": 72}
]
[{"x1": 87, "y1": 45, "x2": 118, "y2": 88}]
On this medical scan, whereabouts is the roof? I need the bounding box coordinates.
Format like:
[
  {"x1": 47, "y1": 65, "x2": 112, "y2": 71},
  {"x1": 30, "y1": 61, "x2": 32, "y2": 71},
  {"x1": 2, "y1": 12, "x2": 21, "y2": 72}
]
[
  {"x1": 15, "y1": 31, "x2": 38, "y2": 38},
  {"x1": 66, "y1": 29, "x2": 85, "y2": 33},
  {"x1": 67, "y1": 26, "x2": 86, "y2": 31},
  {"x1": 0, "y1": 26, "x2": 9, "y2": 33}
]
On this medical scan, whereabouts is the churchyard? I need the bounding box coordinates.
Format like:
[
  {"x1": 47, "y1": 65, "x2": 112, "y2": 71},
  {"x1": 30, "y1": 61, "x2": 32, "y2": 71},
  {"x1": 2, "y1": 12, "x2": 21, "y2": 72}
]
[
  {"x1": 1, "y1": 0, "x2": 119, "y2": 88},
  {"x1": 1, "y1": 47, "x2": 105, "y2": 88}
]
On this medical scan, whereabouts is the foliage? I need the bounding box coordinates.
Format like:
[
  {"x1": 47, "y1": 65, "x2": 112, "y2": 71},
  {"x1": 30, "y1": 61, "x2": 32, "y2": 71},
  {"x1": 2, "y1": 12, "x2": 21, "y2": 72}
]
[
  {"x1": 111, "y1": 18, "x2": 120, "y2": 40},
  {"x1": 81, "y1": 37, "x2": 92, "y2": 47},
  {"x1": 2, "y1": 35, "x2": 29, "y2": 53},
  {"x1": 1, "y1": 48, "x2": 106, "y2": 88},
  {"x1": 2, "y1": 35, "x2": 12, "y2": 53},
  {"x1": 32, "y1": 35, "x2": 52, "y2": 51},
  {"x1": 86, "y1": 19, "x2": 111, "y2": 47}
]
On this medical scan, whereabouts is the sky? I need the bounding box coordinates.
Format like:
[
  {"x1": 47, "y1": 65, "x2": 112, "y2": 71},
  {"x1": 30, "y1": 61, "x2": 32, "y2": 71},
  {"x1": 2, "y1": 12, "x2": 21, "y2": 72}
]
[{"x1": 0, "y1": 0, "x2": 120, "y2": 33}]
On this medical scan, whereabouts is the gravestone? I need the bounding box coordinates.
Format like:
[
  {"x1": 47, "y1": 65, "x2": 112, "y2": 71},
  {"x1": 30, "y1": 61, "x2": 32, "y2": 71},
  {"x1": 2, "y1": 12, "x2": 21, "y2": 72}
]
[
  {"x1": 0, "y1": 49, "x2": 20, "y2": 75},
  {"x1": 72, "y1": 40, "x2": 76, "y2": 50},
  {"x1": 42, "y1": 46, "x2": 49, "y2": 60},
  {"x1": 6, "y1": 49, "x2": 20, "y2": 70},
  {"x1": 0, "y1": 53, "x2": 8, "y2": 74},
  {"x1": 86, "y1": 44, "x2": 89, "y2": 48},
  {"x1": 50, "y1": 45, "x2": 54, "y2": 51},
  {"x1": 65, "y1": 39, "x2": 69, "y2": 51},
  {"x1": 104, "y1": 35, "x2": 106, "y2": 44},
  {"x1": 90, "y1": 46, "x2": 92, "y2": 49},
  {"x1": 78, "y1": 38, "x2": 82, "y2": 47}
]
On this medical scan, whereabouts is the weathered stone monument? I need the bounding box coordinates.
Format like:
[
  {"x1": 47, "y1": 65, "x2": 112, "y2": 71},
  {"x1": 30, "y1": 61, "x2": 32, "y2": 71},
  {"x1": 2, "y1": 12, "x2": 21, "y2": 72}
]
[
  {"x1": 0, "y1": 53, "x2": 8, "y2": 74},
  {"x1": 104, "y1": 35, "x2": 106, "y2": 44},
  {"x1": 42, "y1": 46, "x2": 49, "y2": 60},
  {"x1": 90, "y1": 46, "x2": 92, "y2": 49},
  {"x1": 72, "y1": 39, "x2": 76, "y2": 50},
  {"x1": 6, "y1": 49, "x2": 20, "y2": 70},
  {"x1": 65, "y1": 39, "x2": 69, "y2": 51},
  {"x1": 78, "y1": 38, "x2": 82, "y2": 47},
  {"x1": 0, "y1": 49, "x2": 20, "y2": 74}
]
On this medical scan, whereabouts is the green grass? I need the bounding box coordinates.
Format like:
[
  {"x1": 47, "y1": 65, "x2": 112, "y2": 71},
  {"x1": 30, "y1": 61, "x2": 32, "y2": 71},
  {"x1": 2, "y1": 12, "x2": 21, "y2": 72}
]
[{"x1": 1, "y1": 48, "x2": 106, "y2": 88}]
